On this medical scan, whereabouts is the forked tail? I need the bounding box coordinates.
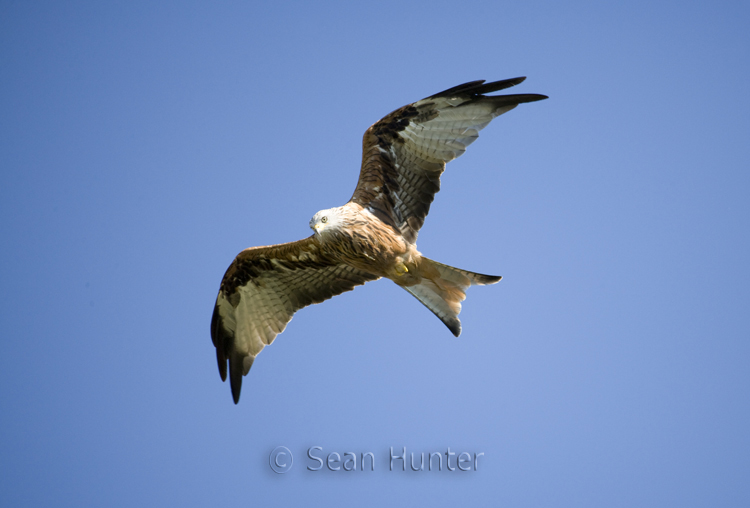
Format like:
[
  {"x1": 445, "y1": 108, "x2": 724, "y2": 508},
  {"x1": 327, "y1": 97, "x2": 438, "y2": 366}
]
[{"x1": 402, "y1": 257, "x2": 501, "y2": 336}]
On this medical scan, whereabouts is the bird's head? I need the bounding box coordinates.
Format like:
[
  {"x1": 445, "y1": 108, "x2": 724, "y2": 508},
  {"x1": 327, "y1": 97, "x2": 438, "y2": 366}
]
[{"x1": 310, "y1": 207, "x2": 343, "y2": 236}]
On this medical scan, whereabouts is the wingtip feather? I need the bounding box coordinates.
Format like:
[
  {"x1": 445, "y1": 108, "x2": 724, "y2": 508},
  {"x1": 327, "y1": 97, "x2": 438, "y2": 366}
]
[
  {"x1": 211, "y1": 304, "x2": 228, "y2": 381},
  {"x1": 229, "y1": 354, "x2": 244, "y2": 404},
  {"x1": 430, "y1": 76, "x2": 532, "y2": 98},
  {"x1": 217, "y1": 349, "x2": 227, "y2": 382},
  {"x1": 446, "y1": 318, "x2": 462, "y2": 337},
  {"x1": 475, "y1": 274, "x2": 502, "y2": 285},
  {"x1": 471, "y1": 76, "x2": 527, "y2": 95}
]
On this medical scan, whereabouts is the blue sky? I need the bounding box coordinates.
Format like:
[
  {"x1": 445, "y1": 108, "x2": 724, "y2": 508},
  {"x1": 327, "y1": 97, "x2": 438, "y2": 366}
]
[{"x1": 1, "y1": 1, "x2": 749, "y2": 506}]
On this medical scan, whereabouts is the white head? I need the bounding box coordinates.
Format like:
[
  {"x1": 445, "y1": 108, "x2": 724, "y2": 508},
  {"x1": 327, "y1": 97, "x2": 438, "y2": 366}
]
[{"x1": 309, "y1": 207, "x2": 345, "y2": 236}]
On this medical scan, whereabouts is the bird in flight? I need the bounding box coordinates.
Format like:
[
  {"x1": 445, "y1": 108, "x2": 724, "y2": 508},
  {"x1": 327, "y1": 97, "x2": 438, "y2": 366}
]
[{"x1": 211, "y1": 77, "x2": 547, "y2": 403}]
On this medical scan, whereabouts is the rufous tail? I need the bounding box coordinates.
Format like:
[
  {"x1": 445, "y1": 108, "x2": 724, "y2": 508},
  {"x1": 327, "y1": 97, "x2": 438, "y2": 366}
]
[{"x1": 401, "y1": 257, "x2": 501, "y2": 336}]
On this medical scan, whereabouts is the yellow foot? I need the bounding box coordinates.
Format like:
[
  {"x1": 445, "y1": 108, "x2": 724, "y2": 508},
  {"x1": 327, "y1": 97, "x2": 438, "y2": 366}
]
[{"x1": 395, "y1": 263, "x2": 409, "y2": 276}]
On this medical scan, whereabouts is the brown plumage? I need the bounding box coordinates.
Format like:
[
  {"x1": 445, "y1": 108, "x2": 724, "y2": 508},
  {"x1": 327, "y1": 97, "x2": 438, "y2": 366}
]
[{"x1": 211, "y1": 77, "x2": 547, "y2": 403}]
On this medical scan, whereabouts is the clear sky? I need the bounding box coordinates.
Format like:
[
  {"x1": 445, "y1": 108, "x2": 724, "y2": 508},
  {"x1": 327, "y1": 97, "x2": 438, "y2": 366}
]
[{"x1": 1, "y1": 1, "x2": 749, "y2": 506}]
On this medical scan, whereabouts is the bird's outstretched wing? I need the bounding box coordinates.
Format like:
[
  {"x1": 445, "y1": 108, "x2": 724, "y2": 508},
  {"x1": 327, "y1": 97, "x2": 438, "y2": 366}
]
[
  {"x1": 351, "y1": 77, "x2": 548, "y2": 243},
  {"x1": 211, "y1": 237, "x2": 379, "y2": 403}
]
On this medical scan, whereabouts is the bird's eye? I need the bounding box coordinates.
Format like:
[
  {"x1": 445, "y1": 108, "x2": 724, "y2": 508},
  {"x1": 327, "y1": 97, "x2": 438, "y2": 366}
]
[{"x1": 321, "y1": 216, "x2": 328, "y2": 223}]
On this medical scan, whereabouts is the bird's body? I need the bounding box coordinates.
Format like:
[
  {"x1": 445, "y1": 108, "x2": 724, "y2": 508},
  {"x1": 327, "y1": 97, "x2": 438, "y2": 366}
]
[
  {"x1": 212, "y1": 77, "x2": 547, "y2": 403},
  {"x1": 311, "y1": 203, "x2": 413, "y2": 279}
]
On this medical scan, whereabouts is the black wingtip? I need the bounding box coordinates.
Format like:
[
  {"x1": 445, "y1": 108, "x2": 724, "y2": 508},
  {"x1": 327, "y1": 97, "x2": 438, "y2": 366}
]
[
  {"x1": 211, "y1": 305, "x2": 227, "y2": 381},
  {"x1": 494, "y1": 93, "x2": 549, "y2": 105},
  {"x1": 430, "y1": 77, "x2": 531, "y2": 99},
  {"x1": 229, "y1": 354, "x2": 255, "y2": 404},
  {"x1": 476, "y1": 273, "x2": 502, "y2": 285},
  {"x1": 471, "y1": 76, "x2": 527, "y2": 95},
  {"x1": 429, "y1": 80, "x2": 486, "y2": 98},
  {"x1": 229, "y1": 354, "x2": 244, "y2": 404},
  {"x1": 217, "y1": 350, "x2": 227, "y2": 382},
  {"x1": 525, "y1": 94, "x2": 549, "y2": 102},
  {"x1": 211, "y1": 304, "x2": 228, "y2": 381},
  {"x1": 210, "y1": 304, "x2": 220, "y2": 347},
  {"x1": 445, "y1": 317, "x2": 462, "y2": 337}
]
